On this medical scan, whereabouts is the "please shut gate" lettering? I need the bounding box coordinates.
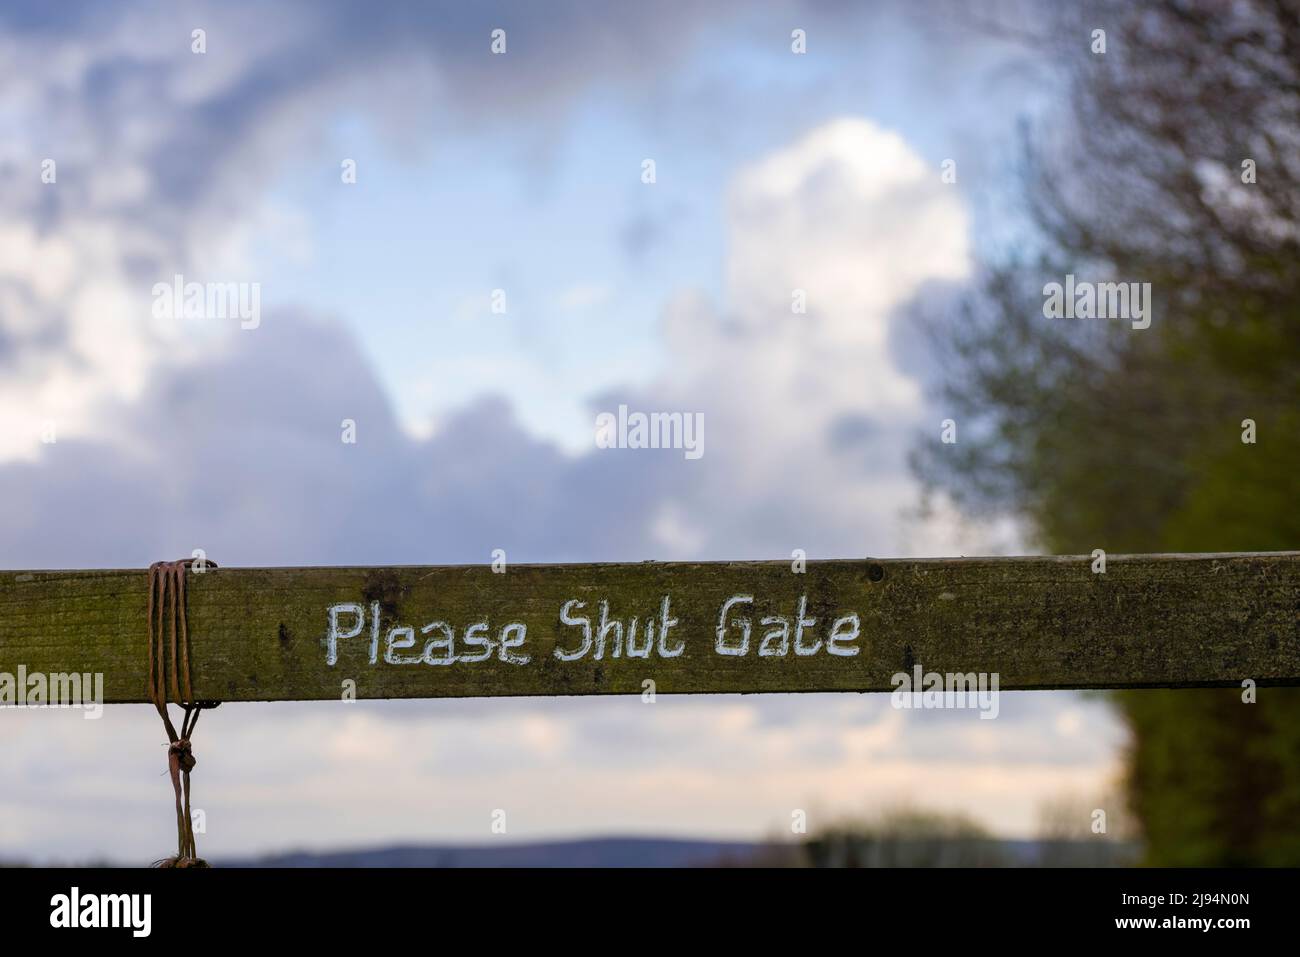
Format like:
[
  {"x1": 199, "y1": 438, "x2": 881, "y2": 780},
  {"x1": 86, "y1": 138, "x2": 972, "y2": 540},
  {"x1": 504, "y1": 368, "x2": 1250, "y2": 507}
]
[{"x1": 324, "y1": 593, "x2": 863, "y2": 668}]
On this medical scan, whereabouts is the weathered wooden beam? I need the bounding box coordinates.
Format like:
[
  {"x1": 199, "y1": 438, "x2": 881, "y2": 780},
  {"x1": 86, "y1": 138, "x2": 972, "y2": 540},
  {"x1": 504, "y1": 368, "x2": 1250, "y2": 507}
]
[{"x1": 0, "y1": 553, "x2": 1296, "y2": 703}]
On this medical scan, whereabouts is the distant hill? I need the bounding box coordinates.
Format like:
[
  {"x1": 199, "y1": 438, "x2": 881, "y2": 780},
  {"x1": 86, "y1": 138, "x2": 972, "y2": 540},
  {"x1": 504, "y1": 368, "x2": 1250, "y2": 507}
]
[
  {"x1": 2, "y1": 835, "x2": 1139, "y2": 868},
  {"x1": 216, "y1": 836, "x2": 772, "y2": 868},
  {"x1": 215, "y1": 836, "x2": 1138, "y2": 868}
]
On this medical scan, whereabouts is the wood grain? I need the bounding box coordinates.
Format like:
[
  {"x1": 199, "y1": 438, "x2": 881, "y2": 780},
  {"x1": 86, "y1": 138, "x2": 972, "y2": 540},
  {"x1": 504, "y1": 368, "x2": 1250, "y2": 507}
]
[{"x1": 0, "y1": 553, "x2": 1296, "y2": 702}]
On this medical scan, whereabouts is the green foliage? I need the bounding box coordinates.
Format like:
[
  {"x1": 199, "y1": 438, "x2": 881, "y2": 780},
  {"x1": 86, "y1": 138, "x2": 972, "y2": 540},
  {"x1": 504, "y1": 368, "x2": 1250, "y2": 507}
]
[
  {"x1": 805, "y1": 807, "x2": 1008, "y2": 868},
  {"x1": 915, "y1": 0, "x2": 1300, "y2": 864}
]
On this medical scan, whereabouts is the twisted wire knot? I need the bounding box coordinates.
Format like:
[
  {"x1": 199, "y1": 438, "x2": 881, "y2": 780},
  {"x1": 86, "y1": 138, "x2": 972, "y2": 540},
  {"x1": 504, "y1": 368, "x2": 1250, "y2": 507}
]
[
  {"x1": 147, "y1": 559, "x2": 221, "y2": 869},
  {"x1": 169, "y1": 739, "x2": 196, "y2": 774}
]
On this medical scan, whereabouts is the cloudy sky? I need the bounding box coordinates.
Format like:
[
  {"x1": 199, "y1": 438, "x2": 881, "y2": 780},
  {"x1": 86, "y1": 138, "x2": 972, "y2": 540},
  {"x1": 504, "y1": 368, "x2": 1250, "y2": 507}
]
[{"x1": 0, "y1": 0, "x2": 1127, "y2": 861}]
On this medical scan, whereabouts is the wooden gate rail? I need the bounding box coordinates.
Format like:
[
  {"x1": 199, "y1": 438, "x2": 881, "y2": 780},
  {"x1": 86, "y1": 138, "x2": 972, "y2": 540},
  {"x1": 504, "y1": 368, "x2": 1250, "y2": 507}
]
[{"x1": 0, "y1": 552, "x2": 1296, "y2": 703}]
